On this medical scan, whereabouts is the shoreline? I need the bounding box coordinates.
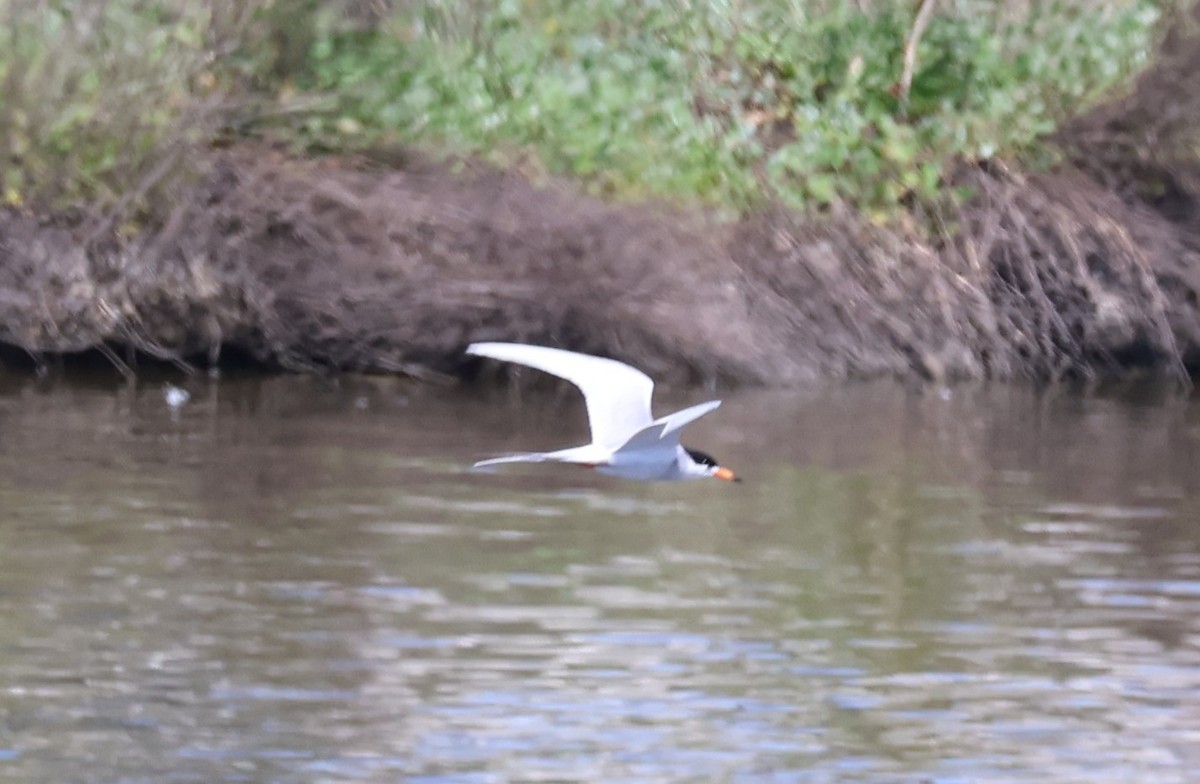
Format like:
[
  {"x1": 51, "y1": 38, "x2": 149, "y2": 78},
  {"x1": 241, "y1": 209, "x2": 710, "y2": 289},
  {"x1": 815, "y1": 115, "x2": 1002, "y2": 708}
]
[{"x1": 0, "y1": 144, "x2": 1196, "y2": 387}]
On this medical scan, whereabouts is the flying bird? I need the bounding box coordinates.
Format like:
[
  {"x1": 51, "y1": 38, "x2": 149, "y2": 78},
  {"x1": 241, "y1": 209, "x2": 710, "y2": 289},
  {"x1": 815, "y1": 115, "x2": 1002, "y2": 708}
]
[{"x1": 467, "y1": 342, "x2": 739, "y2": 482}]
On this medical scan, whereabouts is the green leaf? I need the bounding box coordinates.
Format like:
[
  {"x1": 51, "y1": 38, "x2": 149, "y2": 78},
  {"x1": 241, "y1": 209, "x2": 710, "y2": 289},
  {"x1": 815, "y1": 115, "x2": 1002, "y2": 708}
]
[{"x1": 806, "y1": 173, "x2": 839, "y2": 205}]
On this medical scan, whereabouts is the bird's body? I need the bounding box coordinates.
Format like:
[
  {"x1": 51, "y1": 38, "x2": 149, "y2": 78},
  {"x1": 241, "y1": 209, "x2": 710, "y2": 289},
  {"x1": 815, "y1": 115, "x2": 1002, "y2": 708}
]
[{"x1": 467, "y1": 342, "x2": 738, "y2": 482}]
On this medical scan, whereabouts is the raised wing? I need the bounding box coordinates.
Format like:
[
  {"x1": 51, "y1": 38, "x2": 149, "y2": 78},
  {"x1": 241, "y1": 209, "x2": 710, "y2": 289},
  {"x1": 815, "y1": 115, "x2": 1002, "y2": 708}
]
[
  {"x1": 467, "y1": 342, "x2": 655, "y2": 447},
  {"x1": 613, "y1": 400, "x2": 721, "y2": 453}
]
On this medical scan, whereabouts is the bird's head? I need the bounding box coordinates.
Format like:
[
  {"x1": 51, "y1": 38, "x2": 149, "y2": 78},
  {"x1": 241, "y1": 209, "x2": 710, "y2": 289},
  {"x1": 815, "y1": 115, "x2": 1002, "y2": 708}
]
[{"x1": 684, "y1": 448, "x2": 741, "y2": 482}]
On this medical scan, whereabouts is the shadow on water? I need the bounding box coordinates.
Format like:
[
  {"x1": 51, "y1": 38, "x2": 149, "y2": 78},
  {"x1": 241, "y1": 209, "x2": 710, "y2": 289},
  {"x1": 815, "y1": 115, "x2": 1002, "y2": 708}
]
[{"x1": 0, "y1": 373, "x2": 1199, "y2": 781}]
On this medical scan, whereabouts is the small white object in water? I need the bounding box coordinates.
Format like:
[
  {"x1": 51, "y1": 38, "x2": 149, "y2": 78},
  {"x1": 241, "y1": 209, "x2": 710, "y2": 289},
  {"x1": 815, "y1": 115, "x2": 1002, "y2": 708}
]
[{"x1": 164, "y1": 385, "x2": 191, "y2": 408}]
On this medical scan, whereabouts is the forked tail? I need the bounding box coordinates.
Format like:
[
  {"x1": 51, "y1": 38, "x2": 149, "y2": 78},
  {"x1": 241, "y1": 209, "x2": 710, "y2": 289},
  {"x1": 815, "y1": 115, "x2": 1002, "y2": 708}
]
[
  {"x1": 473, "y1": 453, "x2": 554, "y2": 469},
  {"x1": 473, "y1": 443, "x2": 608, "y2": 470}
]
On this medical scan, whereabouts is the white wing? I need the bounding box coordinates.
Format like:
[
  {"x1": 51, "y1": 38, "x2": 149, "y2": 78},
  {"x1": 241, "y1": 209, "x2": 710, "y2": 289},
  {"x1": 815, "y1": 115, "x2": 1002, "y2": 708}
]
[
  {"x1": 467, "y1": 342, "x2": 654, "y2": 448},
  {"x1": 614, "y1": 400, "x2": 721, "y2": 453}
]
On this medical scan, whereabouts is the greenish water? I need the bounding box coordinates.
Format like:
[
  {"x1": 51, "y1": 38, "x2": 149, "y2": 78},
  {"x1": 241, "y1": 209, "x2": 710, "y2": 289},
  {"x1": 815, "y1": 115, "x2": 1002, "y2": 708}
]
[{"x1": 0, "y1": 374, "x2": 1198, "y2": 782}]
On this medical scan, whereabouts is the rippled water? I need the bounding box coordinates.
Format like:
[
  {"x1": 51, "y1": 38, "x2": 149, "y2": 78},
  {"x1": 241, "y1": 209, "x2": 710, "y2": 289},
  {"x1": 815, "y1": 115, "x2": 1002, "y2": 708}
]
[{"x1": 1, "y1": 373, "x2": 1198, "y2": 782}]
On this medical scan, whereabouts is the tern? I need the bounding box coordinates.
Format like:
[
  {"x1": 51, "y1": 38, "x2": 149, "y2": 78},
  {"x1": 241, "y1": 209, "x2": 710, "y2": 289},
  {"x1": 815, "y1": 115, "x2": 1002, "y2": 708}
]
[{"x1": 467, "y1": 342, "x2": 739, "y2": 482}]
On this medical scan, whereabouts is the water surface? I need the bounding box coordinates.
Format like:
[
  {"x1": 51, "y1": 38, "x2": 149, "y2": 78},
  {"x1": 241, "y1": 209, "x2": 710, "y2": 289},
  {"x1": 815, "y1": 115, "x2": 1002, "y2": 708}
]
[{"x1": 0, "y1": 374, "x2": 1198, "y2": 782}]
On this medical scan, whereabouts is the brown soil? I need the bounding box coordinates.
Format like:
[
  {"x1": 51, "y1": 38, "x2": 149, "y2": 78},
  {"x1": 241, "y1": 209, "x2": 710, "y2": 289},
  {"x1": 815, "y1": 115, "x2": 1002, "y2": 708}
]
[{"x1": 2, "y1": 11, "x2": 1199, "y2": 386}]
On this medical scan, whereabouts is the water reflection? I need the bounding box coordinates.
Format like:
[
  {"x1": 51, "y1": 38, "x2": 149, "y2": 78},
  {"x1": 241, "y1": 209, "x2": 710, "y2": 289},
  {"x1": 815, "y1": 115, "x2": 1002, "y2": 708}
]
[{"x1": 0, "y1": 374, "x2": 1198, "y2": 781}]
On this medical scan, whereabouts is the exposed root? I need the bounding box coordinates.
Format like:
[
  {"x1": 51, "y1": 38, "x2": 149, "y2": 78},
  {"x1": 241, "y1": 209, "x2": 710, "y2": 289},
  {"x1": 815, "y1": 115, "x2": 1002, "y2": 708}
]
[
  {"x1": 957, "y1": 167, "x2": 1191, "y2": 383},
  {"x1": 1, "y1": 145, "x2": 1195, "y2": 386}
]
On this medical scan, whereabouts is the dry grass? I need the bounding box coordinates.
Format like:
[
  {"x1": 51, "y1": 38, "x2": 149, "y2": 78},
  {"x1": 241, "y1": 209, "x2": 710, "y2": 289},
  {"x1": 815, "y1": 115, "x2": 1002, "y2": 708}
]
[{"x1": 0, "y1": 0, "x2": 265, "y2": 226}]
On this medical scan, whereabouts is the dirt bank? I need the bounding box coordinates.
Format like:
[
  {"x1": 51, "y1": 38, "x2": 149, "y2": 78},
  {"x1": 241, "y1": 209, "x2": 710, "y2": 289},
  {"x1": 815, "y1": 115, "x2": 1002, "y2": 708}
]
[{"x1": 2, "y1": 16, "x2": 1199, "y2": 386}]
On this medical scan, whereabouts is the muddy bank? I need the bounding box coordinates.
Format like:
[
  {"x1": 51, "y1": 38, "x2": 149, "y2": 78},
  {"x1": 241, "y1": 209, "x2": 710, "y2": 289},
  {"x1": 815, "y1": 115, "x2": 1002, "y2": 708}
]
[
  {"x1": 2, "y1": 145, "x2": 1198, "y2": 386},
  {"x1": 2, "y1": 23, "x2": 1199, "y2": 386}
]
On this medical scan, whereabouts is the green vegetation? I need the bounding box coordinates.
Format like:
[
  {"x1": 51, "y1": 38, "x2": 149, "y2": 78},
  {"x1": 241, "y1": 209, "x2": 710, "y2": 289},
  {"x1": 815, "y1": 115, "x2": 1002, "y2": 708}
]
[
  {"x1": 300, "y1": 0, "x2": 1167, "y2": 215},
  {"x1": 0, "y1": 0, "x2": 1176, "y2": 221},
  {"x1": 0, "y1": 1, "x2": 236, "y2": 220}
]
